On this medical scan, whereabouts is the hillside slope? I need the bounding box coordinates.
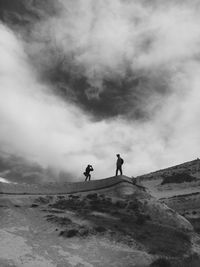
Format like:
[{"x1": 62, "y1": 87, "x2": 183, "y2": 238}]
[
  {"x1": 0, "y1": 176, "x2": 200, "y2": 267},
  {"x1": 137, "y1": 158, "x2": 200, "y2": 199},
  {"x1": 137, "y1": 159, "x2": 200, "y2": 243}
]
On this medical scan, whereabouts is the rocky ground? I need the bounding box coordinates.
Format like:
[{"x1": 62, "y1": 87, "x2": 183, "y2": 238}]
[
  {"x1": 0, "y1": 176, "x2": 200, "y2": 267},
  {"x1": 137, "y1": 159, "x2": 200, "y2": 266},
  {"x1": 0, "y1": 194, "x2": 152, "y2": 267},
  {"x1": 137, "y1": 159, "x2": 200, "y2": 199},
  {"x1": 160, "y1": 192, "x2": 200, "y2": 235}
]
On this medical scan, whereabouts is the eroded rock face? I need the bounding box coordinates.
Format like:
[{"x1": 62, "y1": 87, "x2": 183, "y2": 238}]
[
  {"x1": 137, "y1": 159, "x2": 200, "y2": 199},
  {"x1": 0, "y1": 175, "x2": 193, "y2": 232},
  {"x1": 142, "y1": 199, "x2": 193, "y2": 231},
  {"x1": 136, "y1": 159, "x2": 200, "y2": 235},
  {"x1": 0, "y1": 176, "x2": 137, "y2": 195},
  {"x1": 34, "y1": 190, "x2": 193, "y2": 259},
  {"x1": 0, "y1": 175, "x2": 199, "y2": 266}
]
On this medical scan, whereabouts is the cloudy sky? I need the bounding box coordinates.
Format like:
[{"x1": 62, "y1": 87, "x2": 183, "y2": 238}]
[{"x1": 0, "y1": 0, "x2": 200, "y2": 180}]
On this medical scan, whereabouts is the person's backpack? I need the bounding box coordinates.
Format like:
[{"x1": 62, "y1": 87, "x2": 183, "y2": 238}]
[{"x1": 121, "y1": 158, "x2": 124, "y2": 165}]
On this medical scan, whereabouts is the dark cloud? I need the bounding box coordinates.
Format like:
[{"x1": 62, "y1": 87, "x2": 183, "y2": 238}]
[
  {"x1": 0, "y1": 0, "x2": 172, "y2": 120},
  {"x1": 0, "y1": 0, "x2": 58, "y2": 19}
]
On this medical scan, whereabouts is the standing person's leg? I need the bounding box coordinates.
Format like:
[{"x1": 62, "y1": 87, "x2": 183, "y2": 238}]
[
  {"x1": 88, "y1": 174, "x2": 91, "y2": 181},
  {"x1": 116, "y1": 167, "x2": 119, "y2": 176},
  {"x1": 85, "y1": 174, "x2": 88, "y2": 181},
  {"x1": 120, "y1": 166, "x2": 123, "y2": 175}
]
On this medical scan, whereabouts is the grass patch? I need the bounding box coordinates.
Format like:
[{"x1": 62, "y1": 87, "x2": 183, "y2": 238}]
[
  {"x1": 42, "y1": 193, "x2": 191, "y2": 257},
  {"x1": 31, "y1": 204, "x2": 39, "y2": 208},
  {"x1": 150, "y1": 257, "x2": 171, "y2": 267},
  {"x1": 170, "y1": 253, "x2": 200, "y2": 267},
  {"x1": 161, "y1": 173, "x2": 196, "y2": 185},
  {"x1": 60, "y1": 229, "x2": 79, "y2": 238},
  {"x1": 46, "y1": 214, "x2": 72, "y2": 225},
  {"x1": 187, "y1": 218, "x2": 200, "y2": 234}
]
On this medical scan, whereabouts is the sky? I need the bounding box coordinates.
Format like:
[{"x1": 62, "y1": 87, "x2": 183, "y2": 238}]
[{"x1": 0, "y1": 0, "x2": 200, "y2": 181}]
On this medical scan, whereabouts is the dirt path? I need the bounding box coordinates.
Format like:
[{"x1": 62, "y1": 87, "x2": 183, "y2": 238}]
[{"x1": 0, "y1": 195, "x2": 151, "y2": 267}]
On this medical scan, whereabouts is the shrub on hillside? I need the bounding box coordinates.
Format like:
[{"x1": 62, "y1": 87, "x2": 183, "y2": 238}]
[
  {"x1": 161, "y1": 173, "x2": 196, "y2": 185},
  {"x1": 86, "y1": 193, "x2": 98, "y2": 200},
  {"x1": 59, "y1": 229, "x2": 79, "y2": 238},
  {"x1": 170, "y1": 252, "x2": 200, "y2": 267},
  {"x1": 150, "y1": 257, "x2": 171, "y2": 267},
  {"x1": 135, "y1": 213, "x2": 150, "y2": 225}
]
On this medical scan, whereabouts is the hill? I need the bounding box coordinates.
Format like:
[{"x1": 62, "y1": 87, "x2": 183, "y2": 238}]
[
  {"x1": 137, "y1": 158, "x2": 200, "y2": 247},
  {"x1": 0, "y1": 175, "x2": 200, "y2": 267},
  {"x1": 137, "y1": 158, "x2": 200, "y2": 199}
]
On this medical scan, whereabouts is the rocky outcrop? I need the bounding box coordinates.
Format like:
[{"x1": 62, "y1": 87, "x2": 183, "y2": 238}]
[
  {"x1": 0, "y1": 175, "x2": 193, "y2": 231},
  {"x1": 0, "y1": 176, "x2": 140, "y2": 195}
]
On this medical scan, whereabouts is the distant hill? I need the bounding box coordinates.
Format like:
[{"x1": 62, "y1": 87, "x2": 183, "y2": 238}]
[
  {"x1": 136, "y1": 159, "x2": 200, "y2": 198},
  {"x1": 138, "y1": 158, "x2": 200, "y2": 181},
  {"x1": 136, "y1": 159, "x2": 200, "y2": 239}
]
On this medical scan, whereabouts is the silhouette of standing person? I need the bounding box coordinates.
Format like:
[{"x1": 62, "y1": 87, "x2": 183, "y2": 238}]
[
  {"x1": 115, "y1": 154, "x2": 124, "y2": 176},
  {"x1": 84, "y1": 165, "x2": 94, "y2": 181}
]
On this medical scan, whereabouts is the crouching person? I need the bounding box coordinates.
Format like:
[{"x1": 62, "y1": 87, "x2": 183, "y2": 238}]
[{"x1": 84, "y1": 165, "x2": 94, "y2": 181}]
